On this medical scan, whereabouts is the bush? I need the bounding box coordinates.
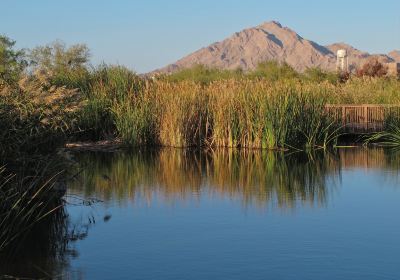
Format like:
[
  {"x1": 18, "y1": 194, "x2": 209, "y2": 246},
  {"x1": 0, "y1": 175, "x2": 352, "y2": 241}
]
[
  {"x1": 164, "y1": 64, "x2": 244, "y2": 84},
  {"x1": 357, "y1": 58, "x2": 388, "y2": 77},
  {"x1": 250, "y1": 61, "x2": 299, "y2": 81},
  {"x1": 0, "y1": 72, "x2": 84, "y2": 162},
  {"x1": 303, "y1": 67, "x2": 339, "y2": 84}
]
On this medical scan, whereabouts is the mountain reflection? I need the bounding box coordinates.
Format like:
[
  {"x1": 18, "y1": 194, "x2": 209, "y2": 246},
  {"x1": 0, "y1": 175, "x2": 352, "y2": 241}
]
[{"x1": 69, "y1": 149, "x2": 342, "y2": 209}]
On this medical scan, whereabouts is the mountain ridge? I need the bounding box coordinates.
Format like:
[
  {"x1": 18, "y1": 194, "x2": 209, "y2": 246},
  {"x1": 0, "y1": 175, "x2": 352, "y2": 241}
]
[{"x1": 154, "y1": 21, "x2": 396, "y2": 74}]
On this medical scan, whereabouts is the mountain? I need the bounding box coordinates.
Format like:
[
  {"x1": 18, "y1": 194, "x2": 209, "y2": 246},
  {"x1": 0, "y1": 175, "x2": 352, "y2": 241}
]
[
  {"x1": 389, "y1": 50, "x2": 400, "y2": 62},
  {"x1": 154, "y1": 21, "x2": 395, "y2": 73}
]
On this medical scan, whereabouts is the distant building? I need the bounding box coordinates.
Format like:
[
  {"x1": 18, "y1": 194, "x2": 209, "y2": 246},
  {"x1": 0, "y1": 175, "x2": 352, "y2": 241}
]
[{"x1": 385, "y1": 62, "x2": 400, "y2": 77}]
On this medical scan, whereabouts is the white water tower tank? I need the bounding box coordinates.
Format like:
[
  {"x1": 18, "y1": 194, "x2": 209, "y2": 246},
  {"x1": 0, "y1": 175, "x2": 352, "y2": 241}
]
[
  {"x1": 337, "y1": 49, "x2": 347, "y2": 58},
  {"x1": 337, "y1": 49, "x2": 348, "y2": 72}
]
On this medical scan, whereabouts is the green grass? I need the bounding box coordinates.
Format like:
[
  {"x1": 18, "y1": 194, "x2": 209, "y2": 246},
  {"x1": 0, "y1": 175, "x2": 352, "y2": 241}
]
[
  {"x1": 162, "y1": 64, "x2": 244, "y2": 84},
  {"x1": 0, "y1": 162, "x2": 64, "y2": 252}
]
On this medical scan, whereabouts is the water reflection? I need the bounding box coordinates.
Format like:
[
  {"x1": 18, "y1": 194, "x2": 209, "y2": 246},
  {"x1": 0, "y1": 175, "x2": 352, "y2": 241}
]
[
  {"x1": 2, "y1": 147, "x2": 400, "y2": 278},
  {"x1": 340, "y1": 147, "x2": 400, "y2": 171},
  {"x1": 0, "y1": 198, "x2": 91, "y2": 278},
  {"x1": 69, "y1": 149, "x2": 341, "y2": 209},
  {"x1": 0, "y1": 206, "x2": 68, "y2": 278}
]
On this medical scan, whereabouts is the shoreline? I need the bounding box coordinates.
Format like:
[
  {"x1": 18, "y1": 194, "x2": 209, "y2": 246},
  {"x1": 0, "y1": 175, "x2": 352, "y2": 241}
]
[{"x1": 63, "y1": 139, "x2": 374, "y2": 153}]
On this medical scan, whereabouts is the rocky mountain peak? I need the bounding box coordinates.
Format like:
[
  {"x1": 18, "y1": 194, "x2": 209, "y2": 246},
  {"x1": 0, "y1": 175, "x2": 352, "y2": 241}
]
[{"x1": 154, "y1": 21, "x2": 396, "y2": 74}]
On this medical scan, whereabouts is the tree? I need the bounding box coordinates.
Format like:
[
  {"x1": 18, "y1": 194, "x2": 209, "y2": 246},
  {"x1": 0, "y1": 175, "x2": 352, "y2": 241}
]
[
  {"x1": 0, "y1": 35, "x2": 27, "y2": 85},
  {"x1": 29, "y1": 41, "x2": 91, "y2": 89},
  {"x1": 30, "y1": 40, "x2": 90, "y2": 73},
  {"x1": 357, "y1": 58, "x2": 388, "y2": 77}
]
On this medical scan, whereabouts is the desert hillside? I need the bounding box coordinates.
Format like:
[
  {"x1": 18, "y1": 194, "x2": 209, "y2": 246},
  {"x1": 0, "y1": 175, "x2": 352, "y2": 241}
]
[{"x1": 156, "y1": 21, "x2": 396, "y2": 73}]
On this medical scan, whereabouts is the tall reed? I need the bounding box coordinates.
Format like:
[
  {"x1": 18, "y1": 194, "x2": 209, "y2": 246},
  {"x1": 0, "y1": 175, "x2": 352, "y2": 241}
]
[
  {"x1": 110, "y1": 79, "x2": 340, "y2": 149},
  {"x1": 3, "y1": 64, "x2": 400, "y2": 152}
]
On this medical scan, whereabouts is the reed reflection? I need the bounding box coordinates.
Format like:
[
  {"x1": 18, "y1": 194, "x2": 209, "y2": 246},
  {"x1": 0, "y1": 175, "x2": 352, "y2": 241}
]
[
  {"x1": 69, "y1": 149, "x2": 342, "y2": 209},
  {"x1": 3, "y1": 148, "x2": 400, "y2": 278},
  {"x1": 0, "y1": 197, "x2": 90, "y2": 278}
]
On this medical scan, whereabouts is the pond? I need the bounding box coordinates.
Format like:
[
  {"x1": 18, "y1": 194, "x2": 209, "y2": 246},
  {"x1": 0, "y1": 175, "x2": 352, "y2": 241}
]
[{"x1": 1, "y1": 148, "x2": 400, "y2": 279}]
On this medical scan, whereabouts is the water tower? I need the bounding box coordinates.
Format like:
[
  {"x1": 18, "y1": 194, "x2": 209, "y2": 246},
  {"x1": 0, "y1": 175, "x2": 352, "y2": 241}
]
[{"x1": 337, "y1": 49, "x2": 348, "y2": 72}]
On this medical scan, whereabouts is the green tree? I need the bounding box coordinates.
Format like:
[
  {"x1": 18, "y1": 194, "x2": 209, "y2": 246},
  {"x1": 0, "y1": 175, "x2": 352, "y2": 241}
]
[
  {"x1": 29, "y1": 41, "x2": 91, "y2": 89},
  {"x1": 30, "y1": 40, "x2": 90, "y2": 72},
  {"x1": 0, "y1": 35, "x2": 26, "y2": 85}
]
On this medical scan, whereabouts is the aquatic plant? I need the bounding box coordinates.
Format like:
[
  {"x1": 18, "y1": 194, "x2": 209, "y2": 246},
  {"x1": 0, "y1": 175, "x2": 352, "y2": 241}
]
[
  {"x1": 364, "y1": 111, "x2": 400, "y2": 147},
  {"x1": 0, "y1": 164, "x2": 64, "y2": 252},
  {"x1": 365, "y1": 126, "x2": 400, "y2": 147},
  {"x1": 108, "y1": 79, "x2": 340, "y2": 149}
]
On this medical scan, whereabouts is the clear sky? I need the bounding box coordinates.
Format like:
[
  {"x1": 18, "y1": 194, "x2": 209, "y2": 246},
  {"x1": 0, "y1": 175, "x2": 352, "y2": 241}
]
[{"x1": 1, "y1": 0, "x2": 399, "y2": 73}]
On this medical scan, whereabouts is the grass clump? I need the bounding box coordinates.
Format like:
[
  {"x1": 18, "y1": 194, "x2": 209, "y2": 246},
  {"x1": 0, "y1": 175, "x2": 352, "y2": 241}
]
[
  {"x1": 365, "y1": 113, "x2": 400, "y2": 147},
  {"x1": 0, "y1": 161, "x2": 65, "y2": 252},
  {"x1": 112, "y1": 93, "x2": 158, "y2": 146}
]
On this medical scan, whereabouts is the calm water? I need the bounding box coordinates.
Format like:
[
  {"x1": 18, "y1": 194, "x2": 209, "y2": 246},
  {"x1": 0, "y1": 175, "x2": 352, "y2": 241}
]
[{"x1": 1, "y1": 148, "x2": 400, "y2": 279}]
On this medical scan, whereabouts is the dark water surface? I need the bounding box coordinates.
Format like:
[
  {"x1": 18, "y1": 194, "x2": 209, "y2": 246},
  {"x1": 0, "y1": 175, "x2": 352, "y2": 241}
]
[{"x1": 1, "y1": 148, "x2": 400, "y2": 279}]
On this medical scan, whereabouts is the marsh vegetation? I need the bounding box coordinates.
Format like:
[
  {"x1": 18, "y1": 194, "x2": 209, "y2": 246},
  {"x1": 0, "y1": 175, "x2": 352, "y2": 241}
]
[{"x1": 1, "y1": 35, "x2": 400, "y2": 256}]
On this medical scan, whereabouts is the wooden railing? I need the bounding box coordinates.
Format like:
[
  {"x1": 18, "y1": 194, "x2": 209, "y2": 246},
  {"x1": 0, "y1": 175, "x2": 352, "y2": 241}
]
[{"x1": 325, "y1": 104, "x2": 400, "y2": 133}]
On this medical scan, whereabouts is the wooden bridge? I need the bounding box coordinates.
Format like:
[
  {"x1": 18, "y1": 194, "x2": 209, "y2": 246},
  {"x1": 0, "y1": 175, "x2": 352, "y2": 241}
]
[{"x1": 325, "y1": 104, "x2": 400, "y2": 133}]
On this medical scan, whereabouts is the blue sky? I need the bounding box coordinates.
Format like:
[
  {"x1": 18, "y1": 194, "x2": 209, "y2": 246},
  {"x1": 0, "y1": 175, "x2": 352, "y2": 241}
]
[{"x1": 1, "y1": 0, "x2": 399, "y2": 73}]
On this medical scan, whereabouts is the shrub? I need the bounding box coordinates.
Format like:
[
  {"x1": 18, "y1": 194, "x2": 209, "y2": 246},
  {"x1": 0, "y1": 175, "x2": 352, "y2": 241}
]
[
  {"x1": 250, "y1": 61, "x2": 299, "y2": 81},
  {"x1": 356, "y1": 58, "x2": 388, "y2": 77},
  {"x1": 303, "y1": 67, "x2": 339, "y2": 84},
  {"x1": 164, "y1": 64, "x2": 244, "y2": 84}
]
